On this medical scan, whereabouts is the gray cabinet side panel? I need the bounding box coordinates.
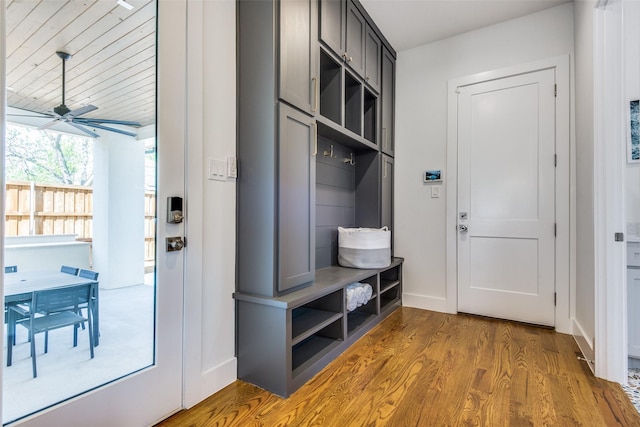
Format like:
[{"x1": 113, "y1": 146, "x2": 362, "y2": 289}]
[
  {"x1": 279, "y1": 104, "x2": 316, "y2": 291},
  {"x1": 237, "y1": 301, "x2": 289, "y2": 397},
  {"x1": 237, "y1": 0, "x2": 278, "y2": 296},
  {"x1": 381, "y1": 154, "x2": 393, "y2": 238}
]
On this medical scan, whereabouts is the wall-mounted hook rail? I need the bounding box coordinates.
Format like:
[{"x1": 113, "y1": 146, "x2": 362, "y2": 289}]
[{"x1": 343, "y1": 152, "x2": 355, "y2": 166}]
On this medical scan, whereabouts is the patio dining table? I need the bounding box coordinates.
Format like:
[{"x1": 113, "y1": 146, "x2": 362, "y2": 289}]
[{"x1": 4, "y1": 270, "x2": 100, "y2": 347}]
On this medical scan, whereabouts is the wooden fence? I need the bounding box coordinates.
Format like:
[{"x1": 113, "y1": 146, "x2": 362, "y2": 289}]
[{"x1": 5, "y1": 181, "x2": 156, "y2": 267}]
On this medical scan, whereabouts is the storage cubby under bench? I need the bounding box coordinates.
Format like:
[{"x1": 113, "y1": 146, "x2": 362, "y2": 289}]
[{"x1": 234, "y1": 257, "x2": 403, "y2": 397}]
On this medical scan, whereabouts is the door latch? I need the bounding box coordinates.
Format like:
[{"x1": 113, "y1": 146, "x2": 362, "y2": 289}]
[
  {"x1": 458, "y1": 224, "x2": 468, "y2": 232},
  {"x1": 166, "y1": 236, "x2": 185, "y2": 252}
]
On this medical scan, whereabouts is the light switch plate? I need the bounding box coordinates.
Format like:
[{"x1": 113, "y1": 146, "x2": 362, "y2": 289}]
[
  {"x1": 208, "y1": 158, "x2": 226, "y2": 181},
  {"x1": 431, "y1": 186, "x2": 440, "y2": 198}
]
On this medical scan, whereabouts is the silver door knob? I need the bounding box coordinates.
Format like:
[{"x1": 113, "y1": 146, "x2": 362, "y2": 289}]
[
  {"x1": 458, "y1": 224, "x2": 468, "y2": 232},
  {"x1": 166, "y1": 236, "x2": 185, "y2": 252}
]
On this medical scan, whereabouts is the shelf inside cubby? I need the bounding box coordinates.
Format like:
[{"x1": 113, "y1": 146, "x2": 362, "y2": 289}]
[
  {"x1": 344, "y1": 72, "x2": 362, "y2": 135},
  {"x1": 292, "y1": 330, "x2": 342, "y2": 377},
  {"x1": 363, "y1": 89, "x2": 377, "y2": 144},
  {"x1": 320, "y1": 50, "x2": 342, "y2": 126},
  {"x1": 380, "y1": 279, "x2": 400, "y2": 294},
  {"x1": 292, "y1": 308, "x2": 344, "y2": 346}
]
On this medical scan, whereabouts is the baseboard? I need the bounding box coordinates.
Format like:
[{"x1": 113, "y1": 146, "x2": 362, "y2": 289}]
[
  {"x1": 402, "y1": 292, "x2": 450, "y2": 313},
  {"x1": 573, "y1": 319, "x2": 595, "y2": 374},
  {"x1": 184, "y1": 357, "x2": 237, "y2": 409}
]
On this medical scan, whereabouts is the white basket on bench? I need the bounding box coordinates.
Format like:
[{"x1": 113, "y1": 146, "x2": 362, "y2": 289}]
[{"x1": 338, "y1": 227, "x2": 391, "y2": 269}]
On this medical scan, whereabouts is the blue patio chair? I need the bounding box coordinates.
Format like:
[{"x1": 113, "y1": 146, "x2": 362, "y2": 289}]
[{"x1": 7, "y1": 283, "x2": 94, "y2": 378}]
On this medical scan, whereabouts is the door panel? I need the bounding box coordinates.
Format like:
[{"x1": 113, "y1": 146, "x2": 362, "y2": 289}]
[
  {"x1": 457, "y1": 69, "x2": 556, "y2": 326},
  {"x1": 278, "y1": 104, "x2": 316, "y2": 291},
  {"x1": 2, "y1": 1, "x2": 184, "y2": 425}
]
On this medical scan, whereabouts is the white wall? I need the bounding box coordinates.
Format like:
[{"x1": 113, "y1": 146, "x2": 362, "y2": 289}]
[
  {"x1": 573, "y1": 0, "x2": 596, "y2": 363},
  {"x1": 182, "y1": 0, "x2": 237, "y2": 408},
  {"x1": 93, "y1": 131, "x2": 146, "y2": 289},
  {"x1": 395, "y1": 4, "x2": 575, "y2": 312}
]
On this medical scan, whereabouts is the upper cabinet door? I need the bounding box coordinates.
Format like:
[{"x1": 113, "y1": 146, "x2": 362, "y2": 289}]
[
  {"x1": 319, "y1": 0, "x2": 345, "y2": 58},
  {"x1": 364, "y1": 25, "x2": 381, "y2": 93},
  {"x1": 381, "y1": 47, "x2": 395, "y2": 156},
  {"x1": 345, "y1": 0, "x2": 365, "y2": 78},
  {"x1": 280, "y1": 0, "x2": 319, "y2": 115}
]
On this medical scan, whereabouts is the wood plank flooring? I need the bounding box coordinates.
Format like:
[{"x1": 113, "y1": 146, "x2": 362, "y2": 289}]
[{"x1": 156, "y1": 307, "x2": 640, "y2": 426}]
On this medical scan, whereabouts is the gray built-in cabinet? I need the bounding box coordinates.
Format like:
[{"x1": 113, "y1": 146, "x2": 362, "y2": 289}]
[{"x1": 235, "y1": 0, "x2": 400, "y2": 397}]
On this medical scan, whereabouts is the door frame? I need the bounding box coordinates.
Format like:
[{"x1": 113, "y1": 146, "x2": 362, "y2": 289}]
[
  {"x1": 446, "y1": 55, "x2": 573, "y2": 334},
  {"x1": 593, "y1": 0, "x2": 627, "y2": 384}
]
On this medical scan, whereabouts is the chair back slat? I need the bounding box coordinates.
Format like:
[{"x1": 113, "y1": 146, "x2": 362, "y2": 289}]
[
  {"x1": 32, "y1": 284, "x2": 92, "y2": 314},
  {"x1": 61, "y1": 265, "x2": 79, "y2": 275},
  {"x1": 78, "y1": 269, "x2": 99, "y2": 280}
]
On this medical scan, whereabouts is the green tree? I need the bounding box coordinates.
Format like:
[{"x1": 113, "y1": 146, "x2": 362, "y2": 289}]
[{"x1": 5, "y1": 124, "x2": 93, "y2": 186}]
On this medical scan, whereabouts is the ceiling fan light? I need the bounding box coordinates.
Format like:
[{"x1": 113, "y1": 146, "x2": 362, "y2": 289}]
[{"x1": 117, "y1": 0, "x2": 134, "y2": 11}]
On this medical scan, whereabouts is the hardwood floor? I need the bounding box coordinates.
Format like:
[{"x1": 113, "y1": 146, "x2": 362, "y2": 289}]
[{"x1": 156, "y1": 307, "x2": 640, "y2": 426}]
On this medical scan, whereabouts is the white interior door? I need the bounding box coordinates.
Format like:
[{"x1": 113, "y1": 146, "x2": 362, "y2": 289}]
[
  {"x1": 457, "y1": 69, "x2": 556, "y2": 326},
  {"x1": 1, "y1": 2, "x2": 185, "y2": 425}
]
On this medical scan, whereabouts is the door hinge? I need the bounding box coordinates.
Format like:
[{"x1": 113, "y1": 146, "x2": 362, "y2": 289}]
[
  {"x1": 554, "y1": 292, "x2": 557, "y2": 306},
  {"x1": 455, "y1": 87, "x2": 461, "y2": 94},
  {"x1": 554, "y1": 84, "x2": 557, "y2": 97},
  {"x1": 554, "y1": 154, "x2": 557, "y2": 167},
  {"x1": 554, "y1": 223, "x2": 557, "y2": 237},
  {"x1": 615, "y1": 232, "x2": 624, "y2": 242}
]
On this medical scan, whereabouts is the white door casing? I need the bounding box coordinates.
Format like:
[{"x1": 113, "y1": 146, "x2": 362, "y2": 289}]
[
  {"x1": 456, "y1": 69, "x2": 556, "y2": 326},
  {"x1": 0, "y1": 1, "x2": 186, "y2": 425}
]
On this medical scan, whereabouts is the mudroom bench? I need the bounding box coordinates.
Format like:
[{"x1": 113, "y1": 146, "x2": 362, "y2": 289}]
[{"x1": 233, "y1": 257, "x2": 403, "y2": 397}]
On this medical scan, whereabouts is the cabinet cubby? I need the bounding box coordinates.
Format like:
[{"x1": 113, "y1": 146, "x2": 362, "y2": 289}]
[
  {"x1": 363, "y1": 88, "x2": 377, "y2": 143},
  {"x1": 320, "y1": 50, "x2": 342, "y2": 125},
  {"x1": 346, "y1": 274, "x2": 378, "y2": 337},
  {"x1": 292, "y1": 289, "x2": 343, "y2": 345},
  {"x1": 292, "y1": 317, "x2": 343, "y2": 375},
  {"x1": 344, "y1": 72, "x2": 362, "y2": 135}
]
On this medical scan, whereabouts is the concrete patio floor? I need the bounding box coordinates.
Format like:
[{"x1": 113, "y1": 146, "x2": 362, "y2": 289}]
[{"x1": 2, "y1": 279, "x2": 155, "y2": 424}]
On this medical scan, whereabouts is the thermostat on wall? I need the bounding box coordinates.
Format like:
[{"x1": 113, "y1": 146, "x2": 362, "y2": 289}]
[{"x1": 424, "y1": 170, "x2": 442, "y2": 183}]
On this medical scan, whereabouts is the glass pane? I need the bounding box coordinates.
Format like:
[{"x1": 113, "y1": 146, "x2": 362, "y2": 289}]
[{"x1": 3, "y1": 1, "x2": 157, "y2": 423}]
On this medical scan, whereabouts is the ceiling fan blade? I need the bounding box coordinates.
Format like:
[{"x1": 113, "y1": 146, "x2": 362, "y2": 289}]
[
  {"x1": 38, "y1": 119, "x2": 62, "y2": 131},
  {"x1": 78, "y1": 121, "x2": 138, "y2": 138},
  {"x1": 7, "y1": 114, "x2": 56, "y2": 119},
  {"x1": 68, "y1": 122, "x2": 100, "y2": 138},
  {"x1": 74, "y1": 117, "x2": 142, "y2": 127},
  {"x1": 65, "y1": 104, "x2": 98, "y2": 118}
]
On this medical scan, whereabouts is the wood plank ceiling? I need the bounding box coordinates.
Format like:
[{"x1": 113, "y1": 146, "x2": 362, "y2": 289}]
[{"x1": 6, "y1": 0, "x2": 156, "y2": 129}]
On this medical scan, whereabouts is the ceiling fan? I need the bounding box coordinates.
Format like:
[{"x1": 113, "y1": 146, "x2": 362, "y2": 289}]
[{"x1": 8, "y1": 51, "x2": 142, "y2": 138}]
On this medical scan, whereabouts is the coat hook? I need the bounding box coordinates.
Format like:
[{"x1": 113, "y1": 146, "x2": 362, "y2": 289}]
[
  {"x1": 324, "y1": 144, "x2": 335, "y2": 158},
  {"x1": 343, "y1": 152, "x2": 355, "y2": 166}
]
